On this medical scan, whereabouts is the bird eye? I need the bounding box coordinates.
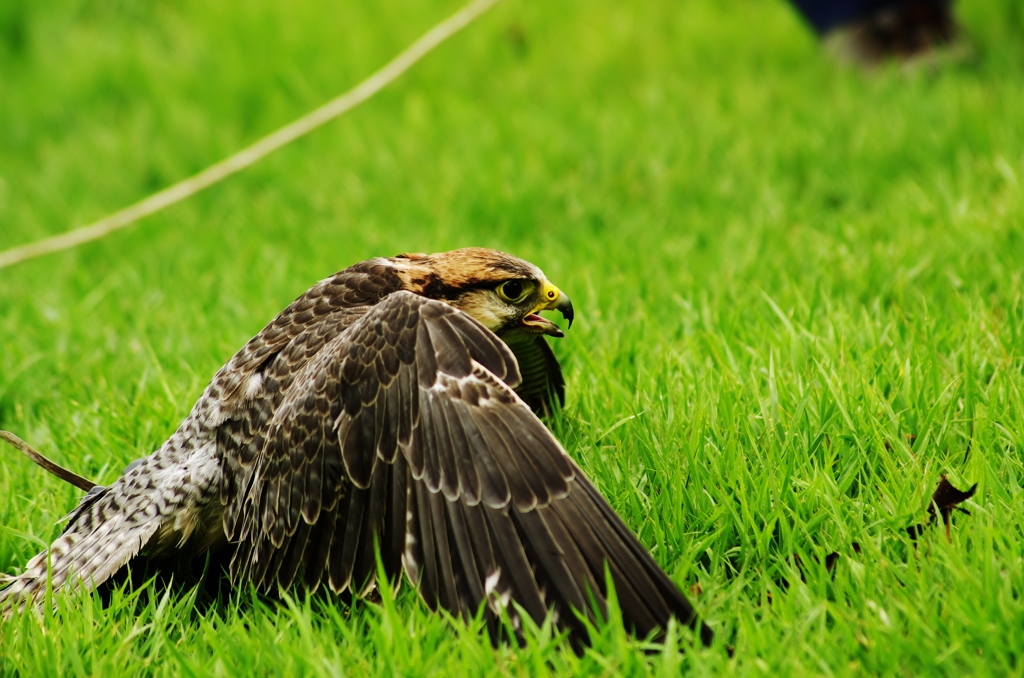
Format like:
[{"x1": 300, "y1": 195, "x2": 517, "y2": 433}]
[{"x1": 497, "y1": 280, "x2": 529, "y2": 302}]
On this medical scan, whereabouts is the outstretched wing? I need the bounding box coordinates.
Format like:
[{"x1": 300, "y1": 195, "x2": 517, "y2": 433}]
[{"x1": 227, "y1": 291, "x2": 709, "y2": 645}]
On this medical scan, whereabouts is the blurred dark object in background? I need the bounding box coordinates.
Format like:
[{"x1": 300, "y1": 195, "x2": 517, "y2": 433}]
[{"x1": 789, "y1": 0, "x2": 966, "y2": 67}]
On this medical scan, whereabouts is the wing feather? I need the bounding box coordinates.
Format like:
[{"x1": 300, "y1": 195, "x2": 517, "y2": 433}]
[
  {"x1": 428, "y1": 489, "x2": 461, "y2": 614},
  {"x1": 228, "y1": 291, "x2": 710, "y2": 647},
  {"x1": 514, "y1": 508, "x2": 591, "y2": 621},
  {"x1": 384, "y1": 453, "x2": 408, "y2": 579},
  {"x1": 443, "y1": 497, "x2": 486, "y2": 608},
  {"x1": 332, "y1": 480, "x2": 367, "y2": 593},
  {"x1": 303, "y1": 501, "x2": 337, "y2": 591},
  {"x1": 450, "y1": 399, "x2": 509, "y2": 508},
  {"x1": 410, "y1": 474, "x2": 440, "y2": 609},
  {"x1": 277, "y1": 518, "x2": 312, "y2": 589},
  {"x1": 436, "y1": 396, "x2": 481, "y2": 505},
  {"x1": 483, "y1": 504, "x2": 548, "y2": 625},
  {"x1": 352, "y1": 457, "x2": 389, "y2": 594}
]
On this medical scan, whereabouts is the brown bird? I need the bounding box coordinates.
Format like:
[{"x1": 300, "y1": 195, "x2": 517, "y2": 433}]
[{"x1": 1, "y1": 248, "x2": 711, "y2": 647}]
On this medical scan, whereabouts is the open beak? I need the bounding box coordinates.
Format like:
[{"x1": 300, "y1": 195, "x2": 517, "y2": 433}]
[{"x1": 522, "y1": 285, "x2": 574, "y2": 338}]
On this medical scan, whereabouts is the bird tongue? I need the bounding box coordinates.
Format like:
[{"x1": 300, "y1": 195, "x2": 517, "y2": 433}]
[{"x1": 524, "y1": 314, "x2": 564, "y2": 338}]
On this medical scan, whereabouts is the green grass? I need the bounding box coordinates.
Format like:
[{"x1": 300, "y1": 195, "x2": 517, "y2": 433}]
[{"x1": 2, "y1": 0, "x2": 1024, "y2": 674}]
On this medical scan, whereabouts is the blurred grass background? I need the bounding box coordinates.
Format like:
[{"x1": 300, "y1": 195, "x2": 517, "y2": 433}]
[{"x1": 2, "y1": 0, "x2": 1024, "y2": 674}]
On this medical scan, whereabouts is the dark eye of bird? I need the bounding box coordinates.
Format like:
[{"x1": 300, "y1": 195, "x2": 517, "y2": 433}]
[{"x1": 498, "y1": 280, "x2": 525, "y2": 302}]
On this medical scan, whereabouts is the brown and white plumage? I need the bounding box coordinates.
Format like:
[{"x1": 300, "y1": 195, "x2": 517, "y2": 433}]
[{"x1": 1, "y1": 248, "x2": 711, "y2": 646}]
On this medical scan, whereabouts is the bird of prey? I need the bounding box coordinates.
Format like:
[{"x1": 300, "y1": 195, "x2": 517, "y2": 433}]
[{"x1": 1, "y1": 248, "x2": 711, "y2": 647}]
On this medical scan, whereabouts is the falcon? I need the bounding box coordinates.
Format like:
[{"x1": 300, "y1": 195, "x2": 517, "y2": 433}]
[{"x1": 1, "y1": 248, "x2": 711, "y2": 647}]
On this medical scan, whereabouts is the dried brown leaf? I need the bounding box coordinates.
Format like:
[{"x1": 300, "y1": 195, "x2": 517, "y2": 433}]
[{"x1": 906, "y1": 474, "x2": 977, "y2": 541}]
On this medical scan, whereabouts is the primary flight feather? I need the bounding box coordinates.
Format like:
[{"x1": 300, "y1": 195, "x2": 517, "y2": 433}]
[{"x1": 1, "y1": 247, "x2": 711, "y2": 647}]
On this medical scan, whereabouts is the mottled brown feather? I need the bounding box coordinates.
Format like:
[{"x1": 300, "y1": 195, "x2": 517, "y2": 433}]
[{"x1": 1, "y1": 248, "x2": 711, "y2": 650}]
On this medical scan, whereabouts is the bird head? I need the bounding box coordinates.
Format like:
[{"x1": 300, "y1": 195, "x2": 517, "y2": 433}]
[{"x1": 390, "y1": 248, "x2": 574, "y2": 338}]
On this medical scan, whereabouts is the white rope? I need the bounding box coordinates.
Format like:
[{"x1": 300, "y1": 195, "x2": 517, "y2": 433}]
[{"x1": 0, "y1": 0, "x2": 503, "y2": 271}]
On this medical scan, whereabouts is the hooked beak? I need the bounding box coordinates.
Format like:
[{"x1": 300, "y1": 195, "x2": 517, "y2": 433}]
[
  {"x1": 553, "y1": 292, "x2": 574, "y2": 329},
  {"x1": 521, "y1": 284, "x2": 574, "y2": 338}
]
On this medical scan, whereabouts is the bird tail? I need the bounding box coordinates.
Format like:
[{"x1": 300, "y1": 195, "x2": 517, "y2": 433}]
[
  {"x1": 0, "y1": 483, "x2": 168, "y2": 614},
  {"x1": 0, "y1": 436, "x2": 222, "y2": 616}
]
